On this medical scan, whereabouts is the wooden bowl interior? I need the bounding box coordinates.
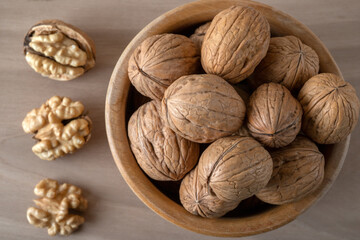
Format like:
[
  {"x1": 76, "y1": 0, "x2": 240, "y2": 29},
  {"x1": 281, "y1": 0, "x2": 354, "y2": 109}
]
[{"x1": 106, "y1": 0, "x2": 349, "y2": 237}]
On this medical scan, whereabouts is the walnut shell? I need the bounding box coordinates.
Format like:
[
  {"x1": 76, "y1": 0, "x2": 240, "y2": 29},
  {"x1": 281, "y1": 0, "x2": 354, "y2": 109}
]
[
  {"x1": 247, "y1": 83, "x2": 303, "y2": 148},
  {"x1": 24, "y1": 19, "x2": 96, "y2": 81},
  {"x1": 256, "y1": 135, "x2": 325, "y2": 205},
  {"x1": 179, "y1": 136, "x2": 273, "y2": 218},
  {"x1": 179, "y1": 168, "x2": 239, "y2": 218},
  {"x1": 298, "y1": 73, "x2": 360, "y2": 144},
  {"x1": 197, "y1": 136, "x2": 273, "y2": 202},
  {"x1": 189, "y1": 22, "x2": 211, "y2": 51},
  {"x1": 253, "y1": 36, "x2": 319, "y2": 92},
  {"x1": 128, "y1": 33, "x2": 200, "y2": 100},
  {"x1": 162, "y1": 74, "x2": 246, "y2": 143},
  {"x1": 235, "y1": 124, "x2": 251, "y2": 137},
  {"x1": 201, "y1": 5, "x2": 270, "y2": 84},
  {"x1": 128, "y1": 100, "x2": 199, "y2": 181},
  {"x1": 232, "y1": 82, "x2": 251, "y2": 104}
]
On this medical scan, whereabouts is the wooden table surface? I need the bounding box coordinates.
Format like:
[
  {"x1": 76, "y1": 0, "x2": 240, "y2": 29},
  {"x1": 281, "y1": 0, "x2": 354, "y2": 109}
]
[{"x1": 1, "y1": 0, "x2": 359, "y2": 239}]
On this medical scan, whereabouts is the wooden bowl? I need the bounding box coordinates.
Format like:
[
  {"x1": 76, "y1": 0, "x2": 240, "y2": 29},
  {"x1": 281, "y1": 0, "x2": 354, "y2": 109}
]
[{"x1": 105, "y1": 0, "x2": 349, "y2": 237}]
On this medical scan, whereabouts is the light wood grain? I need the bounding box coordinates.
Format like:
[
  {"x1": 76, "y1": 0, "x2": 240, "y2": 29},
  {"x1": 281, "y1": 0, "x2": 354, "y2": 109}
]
[{"x1": 1, "y1": 0, "x2": 360, "y2": 239}]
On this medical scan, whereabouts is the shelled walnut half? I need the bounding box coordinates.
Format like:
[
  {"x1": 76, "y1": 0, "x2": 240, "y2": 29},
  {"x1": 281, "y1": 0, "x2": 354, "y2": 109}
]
[
  {"x1": 24, "y1": 19, "x2": 96, "y2": 81},
  {"x1": 22, "y1": 96, "x2": 92, "y2": 160},
  {"x1": 27, "y1": 179, "x2": 88, "y2": 236}
]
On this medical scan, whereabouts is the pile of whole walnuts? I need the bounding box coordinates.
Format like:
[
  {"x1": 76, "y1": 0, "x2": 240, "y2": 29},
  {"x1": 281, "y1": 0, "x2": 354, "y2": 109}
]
[{"x1": 127, "y1": 5, "x2": 360, "y2": 218}]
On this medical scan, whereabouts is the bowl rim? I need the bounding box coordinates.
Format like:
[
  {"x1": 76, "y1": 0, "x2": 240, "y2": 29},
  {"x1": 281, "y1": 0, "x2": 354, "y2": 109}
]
[{"x1": 105, "y1": 0, "x2": 350, "y2": 237}]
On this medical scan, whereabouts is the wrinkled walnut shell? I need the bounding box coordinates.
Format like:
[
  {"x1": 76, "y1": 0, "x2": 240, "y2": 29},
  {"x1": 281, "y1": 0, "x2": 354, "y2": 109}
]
[
  {"x1": 298, "y1": 73, "x2": 360, "y2": 144},
  {"x1": 128, "y1": 33, "x2": 200, "y2": 100},
  {"x1": 201, "y1": 5, "x2": 270, "y2": 84},
  {"x1": 190, "y1": 22, "x2": 211, "y2": 51},
  {"x1": 179, "y1": 168, "x2": 239, "y2": 218},
  {"x1": 253, "y1": 36, "x2": 319, "y2": 92},
  {"x1": 247, "y1": 83, "x2": 302, "y2": 148},
  {"x1": 235, "y1": 124, "x2": 251, "y2": 137},
  {"x1": 256, "y1": 135, "x2": 325, "y2": 205},
  {"x1": 162, "y1": 74, "x2": 246, "y2": 143},
  {"x1": 24, "y1": 19, "x2": 96, "y2": 81},
  {"x1": 197, "y1": 136, "x2": 273, "y2": 202},
  {"x1": 180, "y1": 136, "x2": 273, "y2": 218},
  {"x1": 128, "y1": 100, "x2": 199, "y2": 181}
]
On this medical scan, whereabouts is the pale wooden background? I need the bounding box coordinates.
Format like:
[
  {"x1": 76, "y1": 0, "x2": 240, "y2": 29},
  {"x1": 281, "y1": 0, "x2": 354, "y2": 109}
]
[{"x1": 0, "y1": 0, "x2": 359, "y2": 239}]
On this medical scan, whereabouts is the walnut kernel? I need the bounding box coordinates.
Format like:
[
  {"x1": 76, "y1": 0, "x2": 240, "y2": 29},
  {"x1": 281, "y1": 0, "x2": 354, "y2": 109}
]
[
  {"x1": 27, "y1": 179, "x2": 87, "y2": 236},
  {"x1": 24, "y1": 19, "x2": 96, "y2": 81},
  {"x1": 22, "y1": 96, "x2": 92, "y2": 160}
]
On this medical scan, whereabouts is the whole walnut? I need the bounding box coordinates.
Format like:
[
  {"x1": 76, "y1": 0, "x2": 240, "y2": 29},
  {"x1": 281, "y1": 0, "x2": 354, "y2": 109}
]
[
  {"x1": 189, "y1": 22, "x2": 211, "y2": 51},
  {"x1": 298, "y1": 73, "x2": 360, "y2": 144},
  {"x1": 253, "y1": 36, "x2": 319, "y2": 92},
  {"x1": 128, "y1": 100, "x2": 199, "y2": 181},
  {"x1": 247, "y1": 83, "x2": 303, "y2": 148},
  {"x1": 201, "y1": 5, "x2": 270, "y2": 84},
  {"x1": 179, "y1": 168, "x2": 239, "y2": 218},
  {"x1": 256, "y1": 136, "x2": 325, "y2": 205},
  {"x1": 162, "y1": 74, "x2": 246, "y2": 143},
  {"x1": 179, "y1": 136, "x2": 273, "y2": 218},
  {"x1": 196, "y1": 136, "x2": 273, "y2": 202},
  {"x1": 128, "y1": 33, "x2": 200, "y2": 100}
]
